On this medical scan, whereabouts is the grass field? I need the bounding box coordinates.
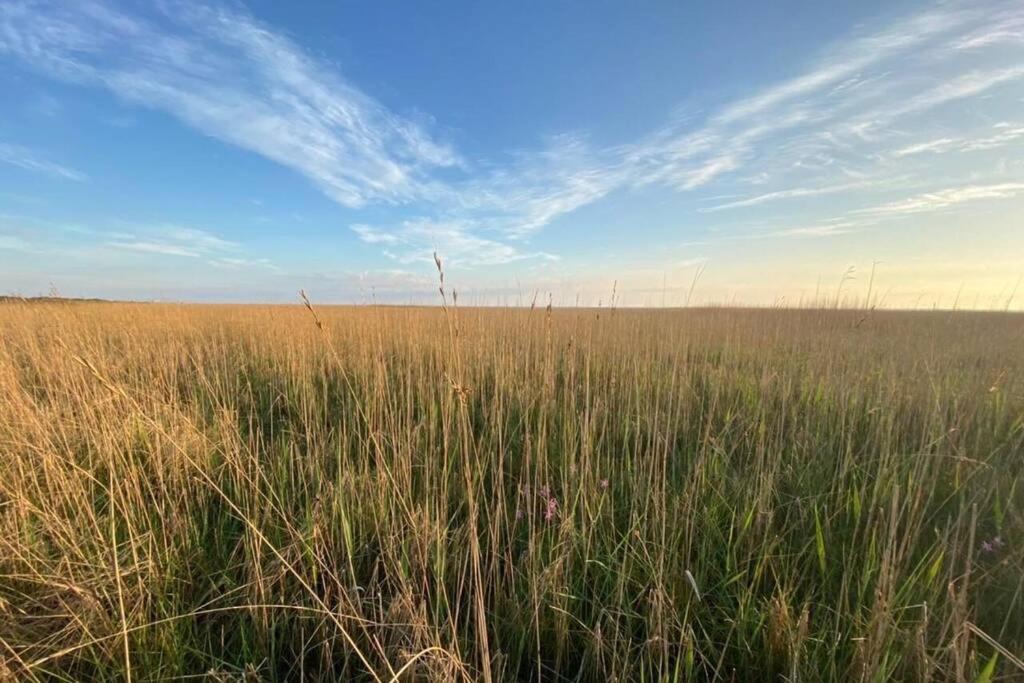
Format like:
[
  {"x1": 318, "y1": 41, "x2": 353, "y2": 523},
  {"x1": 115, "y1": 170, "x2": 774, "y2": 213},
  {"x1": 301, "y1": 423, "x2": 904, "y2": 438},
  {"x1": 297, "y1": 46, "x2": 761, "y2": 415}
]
[{"x1": 1, "y1": 298, "x2": 1022, "y2": 681}]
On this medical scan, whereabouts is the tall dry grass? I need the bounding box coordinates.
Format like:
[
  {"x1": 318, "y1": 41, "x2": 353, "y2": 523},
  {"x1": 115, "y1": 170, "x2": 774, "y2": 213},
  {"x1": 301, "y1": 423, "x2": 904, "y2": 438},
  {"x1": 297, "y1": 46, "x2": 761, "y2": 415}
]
[{"x1": 0, "y1": 298, "x2": 1022, "y2": 680}]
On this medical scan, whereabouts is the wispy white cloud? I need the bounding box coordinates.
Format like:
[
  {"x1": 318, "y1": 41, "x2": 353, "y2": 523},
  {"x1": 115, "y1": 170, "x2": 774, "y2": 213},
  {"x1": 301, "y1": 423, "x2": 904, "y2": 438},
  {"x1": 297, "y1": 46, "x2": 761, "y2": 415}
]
[
  {"x1": 60, "y1": 223, "x2": 281, "y2": 273},
  {"x1": 858, "y1": 182, "x2": 1024, "y2": 216},
  {"x1": 954, "y1": 8, "x2": 1024, "y2": 49},
  {"x1": 956, "y1": 28, "x2": 1024, "y2": 50},
  {"x1": 542, "y1": 1, "x2": 1024, "y2": 237},
  {"x1": 885, "y1": 66, "x2": 1024, "y2": 122},
  {"x1": 712, "y1": 6, "x2": 972, "y2": 126},
  {"x1": 303, "y1": 268, "x2": 438, "y2": 299},
  {"x1": 350, "y1": 224, "x2": 399, "y2": 245},
  {"x1": 2, "y1": 0, "x2": 1022, "y2": 270},
  {"x1": 723, "y1": 219, "x2": 864, "y2": 241},
  {"x1": 166, "y1": 226, "x2": 236, "y2": 251},
  {"x1": 700, "y1": 181, "x2": 873, "y2": 212},
  {"x1": 675, "y1": 154, "x2": 739, "y2": 191},
  {"x1": 966, "y1": 123, "x2": 1024, "y2": 151},
  {"x1": 207, "y1": 256, "x2": 280, "y2": 272},
  {"x1": 892, "y1": 124, "x2": 1024, "y2": 157},
  {"x1": 892, "y1": 138, "x2": 961, "y2": 157},
  {"x1": 107, "y1": 240, "x2": 198, "y2": 257},
  {"x1": 105, "y1": 225, "x2": 264, "y2": 264},
  {"x1": 769, "y1": 224, "x2": 857, "y2": 238},
  {"x1": 353, "y1": 218, "x2": 560, "y2": 267},
  {"x1": 0, "y1": 235, "x2": 36, "y2": 252},
  {"x1": 456, "y1": 134, "x2": 632, "y2": 238},
  {"x1": 0, "y1": 142, "x2": 86, "y2": 181},
  {"x1": 0, "y1": 0, "x2": 459, "y2": 207}
]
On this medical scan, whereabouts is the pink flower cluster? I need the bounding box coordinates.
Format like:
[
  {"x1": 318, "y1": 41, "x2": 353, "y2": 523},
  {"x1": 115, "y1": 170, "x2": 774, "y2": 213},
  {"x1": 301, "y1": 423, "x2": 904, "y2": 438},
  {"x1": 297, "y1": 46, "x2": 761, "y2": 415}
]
[
  {"x1": 980, "y1": 535, "x2": 1005, "y2": 554},
  {"x1": 544, "y1": 496, "x2": 559, "y2": 522},
  {"x1": 515, "y1": 482, "x2": 559, "y2": 523},
  {"x1": 514, "y1": 477, "x2": 608, "y2": 524}
]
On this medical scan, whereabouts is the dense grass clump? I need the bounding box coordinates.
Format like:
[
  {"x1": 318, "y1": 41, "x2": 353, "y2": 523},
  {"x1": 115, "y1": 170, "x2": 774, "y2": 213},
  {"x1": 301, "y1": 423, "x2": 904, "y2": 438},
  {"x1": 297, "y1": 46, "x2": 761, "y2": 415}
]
[{"x1": 1, "y1": 301, "x2": 1022, "y2": 680}]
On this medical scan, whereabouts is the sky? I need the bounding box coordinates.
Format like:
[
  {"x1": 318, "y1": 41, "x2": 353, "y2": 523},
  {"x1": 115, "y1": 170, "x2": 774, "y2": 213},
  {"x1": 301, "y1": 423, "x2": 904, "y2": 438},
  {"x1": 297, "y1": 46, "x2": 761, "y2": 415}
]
[{"x1": 1, "y1": 0, "x2": 1023, "y2": 308}]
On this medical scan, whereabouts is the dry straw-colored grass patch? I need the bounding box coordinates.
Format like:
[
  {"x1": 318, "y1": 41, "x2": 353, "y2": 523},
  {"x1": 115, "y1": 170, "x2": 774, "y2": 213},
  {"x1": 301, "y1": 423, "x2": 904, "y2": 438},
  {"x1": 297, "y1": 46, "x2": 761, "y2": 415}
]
[{"x1": 0, "y1": 299, "x2": 1021, "y2": 680}]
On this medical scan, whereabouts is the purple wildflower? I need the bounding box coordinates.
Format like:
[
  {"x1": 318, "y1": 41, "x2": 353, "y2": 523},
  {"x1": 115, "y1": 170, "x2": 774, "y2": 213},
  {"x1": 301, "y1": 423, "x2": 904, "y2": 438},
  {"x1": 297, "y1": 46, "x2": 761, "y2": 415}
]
[
  {"x1": 600, "y1": 478, "x2": 609, "y2": 491},
  {"x1": 544, "y1": 497, "x2": 558, "y2": 522},
  {"x1": 981, "y1": 535, "x2": 1006, "y2": 554}
]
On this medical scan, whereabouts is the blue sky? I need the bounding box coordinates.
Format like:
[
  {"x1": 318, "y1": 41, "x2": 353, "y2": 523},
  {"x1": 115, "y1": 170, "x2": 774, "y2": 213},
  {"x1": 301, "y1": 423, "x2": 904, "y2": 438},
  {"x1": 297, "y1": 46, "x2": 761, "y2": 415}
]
[{"x1": 1, "y1": 0, "x2": 1023, "y2": 307}]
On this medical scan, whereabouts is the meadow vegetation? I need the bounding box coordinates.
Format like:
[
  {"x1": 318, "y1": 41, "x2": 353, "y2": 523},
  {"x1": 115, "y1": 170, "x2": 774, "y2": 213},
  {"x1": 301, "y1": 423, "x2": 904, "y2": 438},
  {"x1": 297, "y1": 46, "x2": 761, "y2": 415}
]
[{"x1": 0, "y1": 295, "x2": 1022, "y2": 680}]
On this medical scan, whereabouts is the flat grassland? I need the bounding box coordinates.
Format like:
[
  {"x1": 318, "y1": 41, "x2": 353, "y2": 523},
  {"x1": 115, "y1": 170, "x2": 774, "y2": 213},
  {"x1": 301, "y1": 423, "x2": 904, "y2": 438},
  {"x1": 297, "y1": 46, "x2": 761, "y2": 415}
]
[{"x1": 1, "y1": 302, "x2": 1022, "y2": 681}]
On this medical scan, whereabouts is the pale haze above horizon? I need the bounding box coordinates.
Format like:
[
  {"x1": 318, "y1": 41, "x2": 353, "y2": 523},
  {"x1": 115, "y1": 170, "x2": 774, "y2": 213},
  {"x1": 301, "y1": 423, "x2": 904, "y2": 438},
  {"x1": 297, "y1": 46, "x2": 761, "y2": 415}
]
[{"x1": 1, "y1": 0, "x2": 1023, "y2": 308}]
